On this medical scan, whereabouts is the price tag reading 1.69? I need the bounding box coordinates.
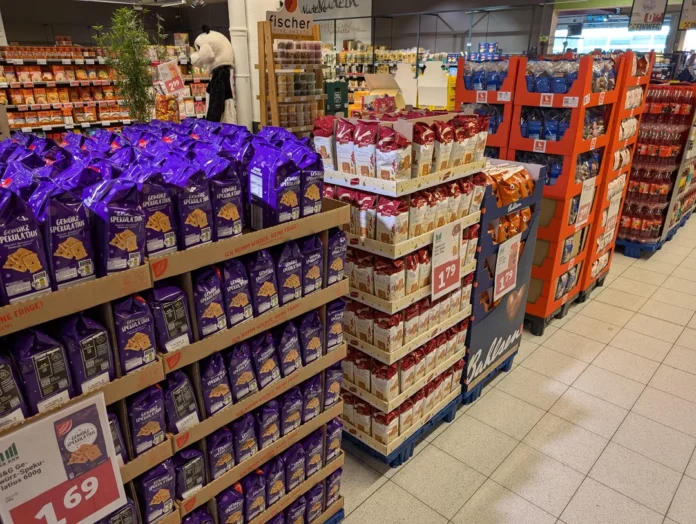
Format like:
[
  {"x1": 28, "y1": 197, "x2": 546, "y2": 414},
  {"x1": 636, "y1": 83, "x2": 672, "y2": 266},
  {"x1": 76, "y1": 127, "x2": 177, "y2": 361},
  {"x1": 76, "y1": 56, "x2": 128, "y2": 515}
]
[{"x1": 431, "y1": 220, "x2": 463, "y2": 300}]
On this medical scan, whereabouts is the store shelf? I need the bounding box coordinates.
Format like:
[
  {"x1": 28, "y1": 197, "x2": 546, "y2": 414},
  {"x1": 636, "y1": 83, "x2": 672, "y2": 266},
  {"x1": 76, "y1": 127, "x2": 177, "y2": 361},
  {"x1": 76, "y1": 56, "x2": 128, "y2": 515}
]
[
  {"x1": 308, "y1": 498, "x2": 345, "y2": 524},
  {"x1": 163, "y1": 281, "x2": 348, "y2": 373},
  {"x1": 0, "y1": 79, "x2": 116, "y2": 88},
  {"x1": 0, "y1": 57, "x2": 107, "y2": 65},
  {"x1": 120, "y1": 438, "x2": 174, "y2": 484},
  {"x1": 277, "y1": 94, "x2": 327, "y2": 103},
  {"x1": 171, "y1": 345, "x2": 346, "y2": 451},
  {"x1": 345, "y1": 306, "x2": 470, "y2": 364},
  {"x1": 183, "y1": 76, "x2": 210, "y2": 82},
  {"x1": 246, "y1": 453, "x2": 345, "y2": 524},
  {"x1": 343, "y1": 388, "x2": 461, "y2": 455},
  {"x1": 4, "y1": 100, "x2": 124, "y2": 111},
  {"x1": 348, "y1": 284, "x2": 430, "y2": 315},
  {"x1": 346, "y1": 212, "x2": 480, "y2": 259},
  {"x1": 16, "y1": 119, "x2": 130, "y2": 132},
  {"x1": 179, "y1": 402, "x2": 342, "y2": 517},
  {"x1": 343, "y1": 348, "x2": 465, "y2": 412},
  {"x1": 274, "y1": 64, "x2": 325, "y2": 71},
  {"x1": 324, "y1": 159, "x2": 486, "y2": 198}
]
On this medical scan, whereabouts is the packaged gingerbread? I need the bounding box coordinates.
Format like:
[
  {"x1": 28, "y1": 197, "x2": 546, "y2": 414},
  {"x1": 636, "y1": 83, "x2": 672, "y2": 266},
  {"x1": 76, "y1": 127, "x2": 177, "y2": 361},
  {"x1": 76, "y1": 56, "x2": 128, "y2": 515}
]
[
  {"x1": 418, "y1": 248, "x2": 431, "y2": 288},
  {"x1": 411, "y1": 122, "x2": 435, "y2": 177},
  {"x1": 429, "y1": 297, "x2": 441, "y2": 329},
  {"x1": 452, "y1": 359, "x2": 464, "y2": 385},
  {"x1": 465, "y1": 225, "x2": 479, "y2": 266},
  {"x1": 354, "y1": 399, "x2": 372, "y2": 434},
  {"x1": 336, "y1": 118, "x2": 356, "y2": 175},
  {"x1": 459, "y1": 179, "x2": 474, "y2": 217},
  {"x1": 356, "y1": 191, "x2": 377, "y2": 238},
  {"x1": 435, "y1": 332, "x2": 448, "y2": 366},
  {"x1": 431, "y1": 120, "x2": 454, "y2": 172},
  {"x1": 354, "y1": 120, "x2": 378, "y2": 177},
  {"x1": 423, "y1": 339, "x2": 438, "y2": 374},
  {"x1": 446, "y1": 182, "x2": 462, "y2": 223},
  {"x1": 450, "y1": 121, "x2": 468, "y2": 167},
  {"x1": 456, "y1": 318, "x2": 469, "y2": 347},
  {"x1": 411, "y1": 389, "x2": 425, "y2": 420},
  {"x1": 343, "y1": 347, "x2": 355, "y2": 382},
  {"x1": 375, "y1": 196, "x2": 409, "y2": 244},
  {"x1": 343, "y1": 300, "x2": 356, "y2": 336},
  {"x1": 461, "y1": 273, "x2": 474, "y2": 306},
  {"x1": 405, "y1": 254, "x2": 420, "y2": 295},
  {"x1": 445, "y1": 328, "x2": 457, "y2": 359},
  {"x1": 372, "y1": 409, "x2": 399, "y2": 444},
  {"x1": 422, "y1": 189, "x2": 437, "y2": 233},
  {"x1": 423, "y1": 382, "x2": 437, "y2": 414},
  {"x1": 335, "y1": 186, "x2": 358, "y2": 234},
  {"x1": 376, "y1": 125, "x2": 412, "y2": 181},
  {"x1": 442, "y1": 369, "x2": 454, "y2": 395},
  {"x1": 354, "y1": 304, "x2": 374, "y2": 344},
  {"x1": 371, "y1": 361, "x2": 399, "y2": 400},
  {"x1": 313, "y1": 115, "x2": 336, "y2": 170},
  {"x1": 373, "y1": 312, "x2": 404, "y2": 351},
  {"x1": 433, "y1": 186, "x2": 449, "y2": 228},
  {"x1": 408, "y1": 192, "x2": 428, "y2": 238},
  {"x1": 374, "y1": 257, "x2": 405, "y2": 301},
  {"x1": 403, "y1": 303, "x2": 420, "y2": 340},
  {"x1": 413, "y1": 348, "x2": 426, "y2": 380},
  {"x1": 353, "y1": 353, "x2": 372, "y2": 391},
  {"x1": 400, "y1": 354, "x2": 416, "y2": 392},
  {"x1": 399, "y1": 399, "x2": 413, "y2": 433},
  {"x1": 343, "y1": 392, "x2": 355, "y2": 425},
  {"x1": 353, "y1": 252, "x2": 374, "y2": 294},
  {"x1": 418, "y1": 298, "x2": 431, "y2": 334}
]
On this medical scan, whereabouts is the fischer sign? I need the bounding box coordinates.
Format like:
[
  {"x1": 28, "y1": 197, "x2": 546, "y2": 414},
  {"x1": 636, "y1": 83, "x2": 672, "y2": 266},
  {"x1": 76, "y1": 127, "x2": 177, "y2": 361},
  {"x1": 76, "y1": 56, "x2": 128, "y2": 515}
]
[{"x1": 267, "y1": 3, "x2": 313, "y2": 35}]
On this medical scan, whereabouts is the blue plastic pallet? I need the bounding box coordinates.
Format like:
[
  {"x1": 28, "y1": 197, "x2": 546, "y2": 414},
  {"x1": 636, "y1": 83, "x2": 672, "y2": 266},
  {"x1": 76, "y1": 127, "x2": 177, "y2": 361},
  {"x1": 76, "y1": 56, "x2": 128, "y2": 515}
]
[
  {"x1": 324, "y1": 508, "x2": 345, "y2": 524},
  {"x1": 461, "y1": 351, "x2": 517, "y2": 405},
  {"x1": 343, "y1": 394, "x2": 462, "y2": 468},
  {"x1": 618, "y1": 210, "x2": 693, "y2": 259}
]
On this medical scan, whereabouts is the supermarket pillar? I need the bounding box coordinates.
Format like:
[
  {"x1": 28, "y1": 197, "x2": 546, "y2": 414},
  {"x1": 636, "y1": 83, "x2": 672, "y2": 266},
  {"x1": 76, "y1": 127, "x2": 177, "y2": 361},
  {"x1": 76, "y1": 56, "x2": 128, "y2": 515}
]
[{"x1": 191, "y1": 25, "x2": 238, "y2": 124}]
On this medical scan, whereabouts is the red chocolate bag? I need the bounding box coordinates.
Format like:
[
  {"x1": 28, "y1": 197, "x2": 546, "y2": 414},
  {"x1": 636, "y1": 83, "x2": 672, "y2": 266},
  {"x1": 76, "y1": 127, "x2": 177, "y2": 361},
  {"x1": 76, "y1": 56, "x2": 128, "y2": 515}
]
[
  {"x1": 376, "y1": 196, "x2": 409, "y2": 244},
  {"x1": 409, "y1": 192, "x2": 428, "y2": 238},
  {"x1": 372, "y1": 409, "x2": 399, "y2": 444},
  {"x1": 355, "y1": 304, "x2": 374, "y2": 344},
  {"x1": 354, "y1": 399, "x2": 372, "y2": 434},
  {"x1": 313, "y1": 115, "x2": 337, "y2": 170},
  {"x1": 411, "y1": 122, "x2": 435, "y2": 177},
  {"x1": 450, "y1": 121, "x2": 467, "y2": 167},
  {"x1": 336, "y1": 118, "x2": 356, "y2": 175},
  {"x1": 446, "y1": 182, "x2": 462, "y2": 223},
  {"x1": 470, "y1": 173, "x2": 487, "y2": 213},
  {"x1": 356, "y1": 191, "x2": 377, "y2": 238},
  {"x1": 452, "y1": 359, "x2": 465, "y2": 386},
  {"x1": 431, "y1": 120, "x2": 454, "y2": 172},
  {"x1": 433, "y1": 186, "x2": 449, "y2": 228},
  {"x1": 399, "y1": 399, "x2": 413, "y2": 433},
  {"x1": 400, "y1": 354, "x2": 416, "y2": 391},
  {"x1": 371, "y1": 361, "x2": 399, "y2": 400},
  {"x1": 374, "y1": 257, "x2": 405, "y2": 300},
  {"x1": 435, "y1": 332, "x2": 448, "y2": 365},
  {"x1": 413, "y1": 348, "x2": 426, "y2": 380},
  {"x1": 354, "y1": 120, "x2": 378, "y2": 177},
  {"x1": 404, "y1": 303, "x2": 420, "y2": 340},
  {"x1": 418, "y1": 297, "x2": 431, "y2": 334},
  {"x1": 376, "y1": 125, "x2": 412, "y2": 181},
  {"x1": 458, "y1": 179, "x2": 474, "y2": 218},
  {"x1": 422, "y1": 189, "x2": 437, "y2": 233},
  {"x1": 336, "y1": 186, "x2": 358, "y2": 234},
  {"x1": 373, "y1": 311, "x2": 404, "y2": 351},
  {"x1": 453, "y1": 115, "x2": 478, "y2": 164},
  {"x1": 323, "y1": 184, "x2": 335, "y2": 199},
  {"x1": 418, "y1": 248, "x2": 431, "y2": 288},
  {"x1": 353, "y1": 353, "x2": 372, "y2": 391},
  {"x1": 405, "y1": 254, "x2": 420, "y2": 295},
  {"x1": 412, "y1": 388, "x2": 425, "y2": 420}
]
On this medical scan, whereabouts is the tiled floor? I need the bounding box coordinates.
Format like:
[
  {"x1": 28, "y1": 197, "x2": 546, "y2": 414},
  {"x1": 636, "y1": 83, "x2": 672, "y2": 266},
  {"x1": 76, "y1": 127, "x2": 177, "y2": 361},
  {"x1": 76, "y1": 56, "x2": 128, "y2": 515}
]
[{"x1": 340, "y1": 220, "x2": 696, "y2": 524}]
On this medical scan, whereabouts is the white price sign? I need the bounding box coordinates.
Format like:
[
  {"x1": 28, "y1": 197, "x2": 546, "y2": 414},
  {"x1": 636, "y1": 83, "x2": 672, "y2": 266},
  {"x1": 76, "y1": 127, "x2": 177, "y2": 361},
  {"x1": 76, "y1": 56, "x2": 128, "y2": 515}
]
[
  {"x1": 157, "y1": 60, "x2": 187, "y2": 95},
  {"x1": 0, "y1": 394, "x2": 125, "y2": 524},
  {"x1": 606, "y1": 193, "x2": 622, "y2": 231},
  {"x1": 431, "y1": 220, "x2": 463, "y2": 300},
  {"x1": 575, "y1": 178, "x2": 596, "y2": 228},
  {"x1": 494, "y1": 233, "x2": 522, "y2": 301},
  {"x1": 629, "y1": 0, "x2": 668, "y2": 30}
]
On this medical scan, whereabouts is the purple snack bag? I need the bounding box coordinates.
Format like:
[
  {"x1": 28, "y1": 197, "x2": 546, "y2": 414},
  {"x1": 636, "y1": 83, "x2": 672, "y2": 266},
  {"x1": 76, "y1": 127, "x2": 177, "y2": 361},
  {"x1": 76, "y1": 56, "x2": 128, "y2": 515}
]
[
  {"x1": 60, "y1": 313, "x2": 115, "y2": 394},
  {"x1": 324, "y1": 362, "x2": 343, "y2": 409},
  {"x1": 128, "y1": 385, "x2": 166, "y2": 456},
  {"x1": 0, "y1": 352, "x2": 28, "y2": 429},
  {"x1": 280, "y1": 387, "x2": 303, "y2": 437},
  {"x1": 261, "y1": 456, "x2": 286, "y2": 507},
  {"x1": 301, "y1": 235, "x2": 323, "y2": 295},
  {"x1": 113, "y1": 294, "x2": 157, "y2": 374},
  {"x1": 301, "y1": 375, "x2": 322, "y2": 423},
  {"x1": 149, "y1": 284, "x2": 192, "y2": 352},
  {"x1": 108, "y1": 411, "x2": 128, "y2": 467},
  {"x1": 282, "y1": 141, "x2": 323, "y2": 218},
  {"x1": 206, "y1": 427, "x2": 235, "y2": 480},
  {"x1": 54, "y1": 402, "x2": 108, "y2": 480},
  {"x1": 97, "y1": 498, "x2": 137, "y2": 524},
  {"x1": 200, "y1": 352, "x2": 232, "y2": 416},
  {"x1": 283, "y1": 442, "x2": 306, "y2": 491},
  {"x1": 250, "y1": 332, "x2": 281, "y2": 389},
  {"x1": 133, "y1": 168, "x2": 178, "y2": 257},
  {"x1": 285, "y1": 495, "x2": 306, "y2": 524},
  {"x1": 326, "y1": 468, "x2": 343, "y2": 507},
  {"x1": 29, "y1": 181, "x2": 96, "y2": 290},
  {"x1": 299, "y1": 311, "x2": 323, "y2": 365},
  {"x1": 305, "y1": 482, "x2": 325, "y2": 523},
  {"x1": 268, "y1": 514, "x2": 285, "y2": 524},
  {"x1": 274, "y1": 321, "x2": 302, "y2": 378},
  {"x1": 275, "y1": 241, "x2": 303, "y2": 306},
  {"x1": 193, "y1": 267, "x2": 228, "y2": 339},
  {"x1": 303, "y1": 429, "x2": 324, "y2": 478},
  {"x1": 222, "y1": 259, "x2": 253, "y2": 327},
  {"x1": 204, "y1": 156, "x2": 244, "y2": 240},
  {"x1": 217, "y1": 483, "x2": 244, "y2": 524},
  {"x1": 226, "y1": 341, "x2": 259, "y2": 402},
  {"x1": 169, "y1": 166, "x2": 213, "y2": 249},
  {"x1": 327, "y1": 228, "x2": 347, "y2": 286},
  {"x1": 137, "y1": 458, "x2": 175, "y2": 523},
  {"x1": 325, "y1": 298, "x2": 345, "y2": 352},
  {"x1": 173, "y1": 448, "x2": 205, "y2": 500},
  {"x1": 0, "y1": 187, "x2": 52, "y2": 304},
  {"x1": 164, "y1": 371, "x2": 201, "y2": 434},
  {"x1": 246, "y1": 249, "x2": 279, "y2": 316},
  {"x1": 326, "y1": 417, "x2": 343, "y2": 462},
  {"x1": 254, "y1": 399, "x2": 280, "y2": 450},
  {"x1": 232, "y1": 412, "x2": 258, "y2": 464},
  {"x1": 12, "y1": 329, "x2": 73, "y2": 415},
  {"x1": 82, "y1": 179, "x2": 145, "y2": 276},
  {"x1": 182, "y1": 506, "x2": 214, "y2": 524},
  {"x1": 242, "y1": 469, "x2": 266, "y2": 522}
]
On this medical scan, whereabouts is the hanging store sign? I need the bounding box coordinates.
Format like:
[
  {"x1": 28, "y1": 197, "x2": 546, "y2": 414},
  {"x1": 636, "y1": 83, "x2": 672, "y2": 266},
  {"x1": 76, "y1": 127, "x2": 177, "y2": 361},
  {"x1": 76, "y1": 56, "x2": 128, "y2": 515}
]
[
  {"x1": 679, "y1": 0, "x2": 696, "y2": 30},
  {"x1": 298, "y1": 0, "x2": 372, "y2": 20},
  {"x1": 628, "y1": 0, "x2": 668, "y2": 30},
  {"x1": 267, "y1": 3, "x2": 314, "y2": 36}
]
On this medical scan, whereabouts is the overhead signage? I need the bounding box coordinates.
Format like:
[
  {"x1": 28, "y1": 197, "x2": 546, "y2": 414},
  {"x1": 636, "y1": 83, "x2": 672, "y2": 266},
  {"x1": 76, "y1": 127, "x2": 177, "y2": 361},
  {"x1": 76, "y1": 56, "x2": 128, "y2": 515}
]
[
  {"x1": 267, "y1": 3, "x2": 314, "y2": 36},
  {"x1": 679, "y1": 0, "x2": 696, "y2": 30},
  {"x1": 628, "y1": 0, "x2": 668, "y2": 30},
  {"x1": 298, "y1": 0, "x2": 372, "y2": 20}
]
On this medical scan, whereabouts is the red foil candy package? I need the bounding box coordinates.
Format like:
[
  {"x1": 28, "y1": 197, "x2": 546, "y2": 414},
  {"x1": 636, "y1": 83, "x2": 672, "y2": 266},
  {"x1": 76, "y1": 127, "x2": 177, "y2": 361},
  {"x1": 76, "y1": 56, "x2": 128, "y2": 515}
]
[
  {"x1": 376, "y1": 196, "x2": 409, "y2": 244},
  {"x1": 336, "y1": 119, "x2": 356, "y2": 175},
  {"x1": 373, "y1": 311, "x2": 404, "y2": 351},
  {"x1": 376, "y1": 125, "x2": 412, "y2": 181},
  {"x1": 374, "y1": 256, "x2": 405, "y2": 301},
  {"x1": 431, "y1": 120, "x2": 454, "y2": 172},
  {"x1": 411, "y1": 122, "x2": 435, "y2": 177},
  {"x1": 312, "y1": 115, "x2": 336, "y2": 170},
  {"x1": 354, "y1": 120, "x2": 378, "y2": 178}
]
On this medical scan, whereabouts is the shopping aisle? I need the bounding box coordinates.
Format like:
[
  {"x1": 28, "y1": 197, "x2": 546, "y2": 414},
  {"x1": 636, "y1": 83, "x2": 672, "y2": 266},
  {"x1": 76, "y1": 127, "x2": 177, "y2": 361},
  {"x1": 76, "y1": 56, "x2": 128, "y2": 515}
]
[{"x1": 339, "y1": 220, "x2": 696, "y2": 524}]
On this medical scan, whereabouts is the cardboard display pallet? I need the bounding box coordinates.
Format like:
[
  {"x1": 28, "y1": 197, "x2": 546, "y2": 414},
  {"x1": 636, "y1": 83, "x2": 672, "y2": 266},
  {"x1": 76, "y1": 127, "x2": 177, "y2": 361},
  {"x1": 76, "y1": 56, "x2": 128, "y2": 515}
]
[
  {"x1": 525, "y1": 288, "x2": 581, "y2": 336},
  {"x1": 461, "y1": 349, "x2": 516, "y2": 405}
]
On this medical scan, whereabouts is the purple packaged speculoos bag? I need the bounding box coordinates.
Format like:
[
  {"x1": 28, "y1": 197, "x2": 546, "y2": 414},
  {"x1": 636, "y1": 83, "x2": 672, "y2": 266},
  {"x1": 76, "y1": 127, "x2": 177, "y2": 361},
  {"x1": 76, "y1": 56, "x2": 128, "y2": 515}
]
[
  {"x1": 326, "y1": 418, "x2": 343, "y2": 462},
  {"x1": 60, "y1": 313, "x2": 115, "y2": 394},
  {"x1": 327, "y1": 228, "x2": 347, "y2": 286},
  {"x1": 193, "y1": 267, "x2": 228, "y2": 339},
  {"x1": 97, "y1": 498, "x2": 137, "y2": 524},
  {"x1": 301, "y1": 235, "x2": 323, "y2": 295},
  {"x1": 262, "y1": 456, "x2": 286, "y2": 507},
  {"x1": 250, "y1": 332, "x2": 281, "y2": 390},
  {"x1": 246, "y1": 249, "x2": 279, "y2": 316},
  {"x1": 268, "y1": 513, "x2": 285, "y2": 524},
  {"x1": 301, "y1": 374, "x2": 322, "y2": 423},
  {"x1": 207, "y1": 427, "x2": 235, "y2": 480},
  {"x1": 243, "y1": 469, "x2": 266, "y2": 522},
  {"x1": 217, "y1": 483, "x2": 244, "y2": 524},
  {"x1": 324, "y1": 362, "x2": 343, "y2": 409},
  {"x1": 274, "y1": 320, "x2": 302, "y2": 378},
  {"x1": 282, "y1": 141, "x2": 324, "y2": 218},
  {"x1": 0, "y1": 187, "x2": 52, "y2": 305},
  {"x1": 29, "y1": 180, "x2": 96, "y2": 290},
  {"x1": 283, "y1": 442, "x2": 306, "y2": 491},
  {"x1": 280, "y1": 387, "x2": 302, "y2": 437},
  {"x1": 82, "y1": 179, "x2": 145, "y2": 276},
  {"x1": 232, "y1": 412, "x2": 258, "y2": 464},
  {"x1": 128, "y1": 385, "x2": 166, "y2": 456},
  {"x1": 299, "y1": 311, "x2": 323, "y2": 365},
  {"x1": 226, "y1": 341, "x2": 259, "y2": 402},
  {"x1": 254, "y1": 399, "x2": 280, "y2": 450},
  {"x1": 108, "y1": 411, "x2": 127, "y2": 467},
  {"x1": 306, "y1": 482, "x2": 325, "y2": 523},
  {"x1": 326, "y1": 468, "x2": 343, "y2": 507},
  {"x1": 137, "y1": 458, "x2": 175, "y2": 523},
  {"x1": 54, "y1": 402, "x2": 108, "y2": 480},
  {"x1": 173, "y1": 448, "x2": 206, "y2": 500},
  {"x1": 12, "y1": 329, "x2": 73, "y2": 415},
  {"x1": 286, "y1": 495, "x2": 306, "y2": 524},
  {"x1": 200, "y1": 352, "x2": 232, "y2": 416},
  {"x1": 168, "y1": 165, "x2": 213, "y2": 249},
  {"x1": 0, "y1": 352, "x2": 28, "y2": 429},
  {"x1": 164, "y1": 371, "x2": 201, "y2": 434},
  {"x1": 222, "y1": 259, "x2": 253, "y2": 328},
  {"x1": 132, "y1": 167, "x2": 178, "y2": 258},
  {"x1": 325, "y1": 298, "x2": 345, "y2": 352},
  {"x1": 182, "y1": 506, "x2": 214, "y2": 524},
  {"x1": 303, "y1": 429, "x2": 324, "y2": 478},
  {"x1": 204, "y1": 156, "x2": 244, "y2": 241},
  {"x1": 113, "y1": 294, "x2": 157, "y2": 374},
  {"x1": 149, "y1": 284, "x2": 192, "y2": 352},
  {"x1": 275, "y1": 241, "x2": 303, "y2": 307}
]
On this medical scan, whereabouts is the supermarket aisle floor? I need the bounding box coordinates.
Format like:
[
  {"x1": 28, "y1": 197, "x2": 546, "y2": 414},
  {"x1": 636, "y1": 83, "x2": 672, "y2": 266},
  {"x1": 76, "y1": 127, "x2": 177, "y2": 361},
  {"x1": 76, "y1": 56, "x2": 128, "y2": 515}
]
[{"x1": 340, "y1": 220, "x2": 696, "y2": 524}]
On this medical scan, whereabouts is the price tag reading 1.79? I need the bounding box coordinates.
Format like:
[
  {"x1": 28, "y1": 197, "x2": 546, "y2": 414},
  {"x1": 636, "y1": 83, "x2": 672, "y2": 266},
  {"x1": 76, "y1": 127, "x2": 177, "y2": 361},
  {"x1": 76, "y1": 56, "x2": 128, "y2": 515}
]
[
  {"x1": 431, "y1": 221, "x2": 463, "y2": 300},
  {"x1": 494, "y1": 233, "x2": 522, "y2": 301}
]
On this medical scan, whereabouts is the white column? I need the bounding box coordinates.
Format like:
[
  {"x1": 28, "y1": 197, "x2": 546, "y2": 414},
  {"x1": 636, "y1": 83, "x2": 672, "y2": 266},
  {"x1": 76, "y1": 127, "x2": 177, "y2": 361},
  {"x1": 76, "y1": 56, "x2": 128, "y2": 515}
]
[
  {"x1": 228, "y1": 0, "x2": 253, "y2": 129},
  {"x1": 0, "y1": 9, "x2": 8, "y2": 46}
]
